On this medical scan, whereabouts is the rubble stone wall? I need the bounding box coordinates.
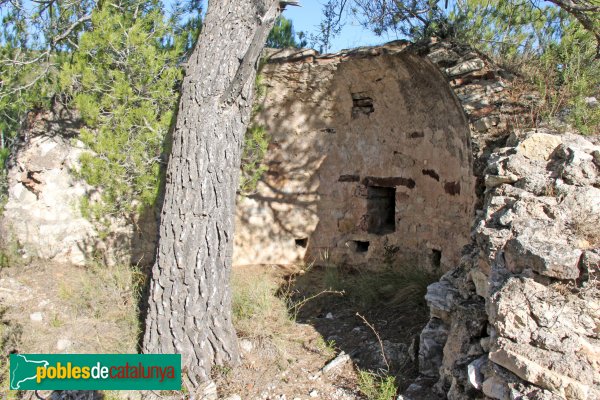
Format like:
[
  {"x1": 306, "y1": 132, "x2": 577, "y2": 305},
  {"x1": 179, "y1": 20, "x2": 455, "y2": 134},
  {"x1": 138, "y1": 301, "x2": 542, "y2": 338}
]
[
  {"x1": 0, "y1": 107, "x2": 157, "y2": 267},
  {"x1": 233, "y1": 42, "x2": 478, "y2": 271},
  {"x1": 415, "y1": 131, "x2": 600, "y2": 400}
]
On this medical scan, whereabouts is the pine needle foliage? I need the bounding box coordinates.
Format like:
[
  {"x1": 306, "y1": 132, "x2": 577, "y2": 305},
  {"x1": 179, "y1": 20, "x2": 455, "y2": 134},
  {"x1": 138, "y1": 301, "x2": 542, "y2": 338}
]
[
  {"x1": 450, "y1": 1, "x2": 599, "y2": 135},
  {"x1": 266, "y1": 16, "x2": 306, "y2": 49},
  {"x1": 239, "y1": 73, "x2": 270, "y2": 195},
  {"x1": 59, "y1": 0, "x2": 185, "y2": 219}
]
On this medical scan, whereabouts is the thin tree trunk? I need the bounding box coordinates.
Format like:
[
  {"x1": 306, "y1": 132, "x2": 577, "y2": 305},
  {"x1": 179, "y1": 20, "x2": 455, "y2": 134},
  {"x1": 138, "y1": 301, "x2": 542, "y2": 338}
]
[{"x1": 143, "y1": 0, "x2": 281, "y2": 386}]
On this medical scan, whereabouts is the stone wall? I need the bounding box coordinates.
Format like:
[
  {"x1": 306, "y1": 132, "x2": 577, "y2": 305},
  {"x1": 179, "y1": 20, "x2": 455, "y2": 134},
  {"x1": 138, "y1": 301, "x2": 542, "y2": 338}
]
[
  {"x1": 0, "y1": 107, "x2": 158, "y2": 266},
  {"x1": 413, "y1": 130, "x2": 600, "y2": 400},
  {"x1": 233, "y1": 41, "x2": 478, "y2": 271},
  {"x1": 1, "y1": 135, "x2": 96, "y2": 265}
]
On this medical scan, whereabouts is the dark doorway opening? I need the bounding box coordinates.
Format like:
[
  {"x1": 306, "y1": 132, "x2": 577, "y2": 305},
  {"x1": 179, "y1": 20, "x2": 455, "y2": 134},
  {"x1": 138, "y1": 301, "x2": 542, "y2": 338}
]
[
  {"x1": 366, "y1": 186, "x2": 396, "y2": 235},
  {"x1": 431, "y1": 249, "x2": 442, "y2": 269}
]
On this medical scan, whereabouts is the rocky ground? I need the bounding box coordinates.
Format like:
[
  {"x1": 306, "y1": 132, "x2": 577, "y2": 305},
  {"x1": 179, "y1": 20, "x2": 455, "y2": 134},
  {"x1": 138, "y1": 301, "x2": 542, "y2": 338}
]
[
  {"x1": 0, "y1": 261, "x2": 141, "y2": 400},
  {"x1": 0, "y1": 261, "x2": 436, "y2": 400},
  {"x1": 189, "y1": 263, "x2": 438, "y2": 399}
]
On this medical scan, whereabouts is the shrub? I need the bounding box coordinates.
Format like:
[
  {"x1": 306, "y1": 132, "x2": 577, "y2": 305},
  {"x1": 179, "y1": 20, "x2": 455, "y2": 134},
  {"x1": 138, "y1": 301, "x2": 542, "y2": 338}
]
[
  {"x1": 239, "y1": 73, "x2": 270, "y2": 195},
  {"x1": 450, "y1": 1, "x2": 599, "y2": 135},
  {"x1": 357, "y1": 370, "x2": 397, "y2": 400},
  {"x1": 534, "y1": 25, "x2": 599, "y2": 135}
]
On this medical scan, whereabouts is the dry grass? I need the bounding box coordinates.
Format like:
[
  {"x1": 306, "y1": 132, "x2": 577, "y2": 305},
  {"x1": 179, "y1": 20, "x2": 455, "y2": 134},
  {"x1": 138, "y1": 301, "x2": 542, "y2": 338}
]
[
  {"x1": 289, "y1": 264, "x2": 439, "y2": 392},
  {"x1": 0, "y1": 307, "x2": 22, "y2": 400},
  {"x1": 0, "y1": 260, "x2": 143, "y2": 400},
  {"x1": 320, "y1": 265, "x2": 438, "y2": 315},
  {"x1": 572, "y1": 214, "x2": 600, "y2": 249},
  {"x1": 231, "y1": 263, "x2": 343, "y2": 342},
  {"x1": 231, "y1": 266, "x2": 294, "y2": 341},
  {"x1": 0, "y1": 262, "x2": 144, "y2": 399},
  {"x1": 48, "y1": 262, "x2": 144, "y2": 353},
  {"x1": 215, "y1": 265, "x2": 361, "y2": 399},
  {"x1": 0, "y1": 259, "x2": 432, "y2": 399}
]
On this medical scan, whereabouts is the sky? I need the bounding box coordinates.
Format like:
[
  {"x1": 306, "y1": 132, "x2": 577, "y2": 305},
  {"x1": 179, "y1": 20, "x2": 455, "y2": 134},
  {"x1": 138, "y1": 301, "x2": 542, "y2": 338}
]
[
  {"x1": 281, "y1": 0, "x2": 400, "y2": 52},
  {"x1": 1, "y1": 0, "x2": 407, "y2": 52},
  {"x1": 0, "y1": 0, "x2": 381, "y2": 51}
]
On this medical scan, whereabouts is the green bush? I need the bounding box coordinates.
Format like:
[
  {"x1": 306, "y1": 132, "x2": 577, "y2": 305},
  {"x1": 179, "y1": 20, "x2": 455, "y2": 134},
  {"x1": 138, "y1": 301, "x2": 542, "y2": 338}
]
[
  {"x1": 535, "y1": 25, "x2": 599, "y2": 135},
  {"x1": 239, "y1": 73, "x2": 270, "y2": 195},
  {"x1": 357, "y1": 370, "x2": 397, "y2": 400},
  {"x1": 240, "y1": 124, "x2": 269, "y2": 195}
]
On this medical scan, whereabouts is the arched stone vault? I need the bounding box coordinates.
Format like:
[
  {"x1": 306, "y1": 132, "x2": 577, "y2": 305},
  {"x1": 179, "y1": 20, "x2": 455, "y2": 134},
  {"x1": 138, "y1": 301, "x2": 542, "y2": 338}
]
[{"x1": 233, "y1": 42, "x2": 477, "y2": 271}]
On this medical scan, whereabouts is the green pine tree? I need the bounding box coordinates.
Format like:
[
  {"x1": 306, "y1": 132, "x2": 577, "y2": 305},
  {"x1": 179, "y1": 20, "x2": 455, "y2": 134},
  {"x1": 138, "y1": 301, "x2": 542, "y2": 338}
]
[
  {"x1": 266, "y1": 16, "x2": 305, "y2": 49},
  {"x1": 59, "y1": 0, "x2": 187, "y2": 219}
]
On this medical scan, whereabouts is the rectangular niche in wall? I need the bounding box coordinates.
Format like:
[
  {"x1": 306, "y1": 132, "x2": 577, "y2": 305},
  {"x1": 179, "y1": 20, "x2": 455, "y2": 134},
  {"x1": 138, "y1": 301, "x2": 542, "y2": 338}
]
[
  {"x1": 431, "y1": 249, "x2": 442, "y2": 269},
  {"x1": 295, "y1": 238, "x2": 308, "y2": 248},
  {"x1": 366, "y1": 186, "x2": 396, "y2": 235},
  {"x1": 348, "y1": 240, "x2": 370, "y2": 253},
  {"x1": 352, "y1": 92, "x2": 374, "y2": 118}
]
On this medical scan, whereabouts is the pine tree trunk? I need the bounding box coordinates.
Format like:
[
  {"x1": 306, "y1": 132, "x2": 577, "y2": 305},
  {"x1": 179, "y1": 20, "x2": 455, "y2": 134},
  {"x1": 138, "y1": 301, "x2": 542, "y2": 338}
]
[{"x1": 143, "y1": 0, "x2": 281, "y2": 385}]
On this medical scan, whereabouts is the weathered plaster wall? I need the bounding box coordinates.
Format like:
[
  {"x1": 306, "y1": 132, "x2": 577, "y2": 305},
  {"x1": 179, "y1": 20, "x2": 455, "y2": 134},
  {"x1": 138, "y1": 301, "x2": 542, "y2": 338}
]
[{"x1": 233, "y1": 44, "x2": 476, "y2": 271}]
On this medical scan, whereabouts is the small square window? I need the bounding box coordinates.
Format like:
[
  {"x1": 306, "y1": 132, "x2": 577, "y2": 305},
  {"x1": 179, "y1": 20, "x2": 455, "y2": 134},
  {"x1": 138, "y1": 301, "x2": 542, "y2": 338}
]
[{"x1": 348, "y1": 240, "x2": 370, "y2": 253}]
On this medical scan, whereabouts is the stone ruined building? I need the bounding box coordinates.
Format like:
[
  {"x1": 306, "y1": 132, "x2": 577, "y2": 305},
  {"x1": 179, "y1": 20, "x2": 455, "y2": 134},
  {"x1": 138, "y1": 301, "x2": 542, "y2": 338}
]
[
  {"x1": 234, "y1": 39, "x2": 600, "y2": 400},
  {"x1": 233, "y1": 39, "x2": 522, "y2": 271},
  {"x1": 233, "y1": 41, "x2": 478, "y2": 272}
]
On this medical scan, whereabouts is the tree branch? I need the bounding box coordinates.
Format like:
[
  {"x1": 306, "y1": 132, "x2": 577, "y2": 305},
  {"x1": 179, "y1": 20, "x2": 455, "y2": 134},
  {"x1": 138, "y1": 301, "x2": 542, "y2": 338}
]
[
  {"x1": 544, "y1": 0, "x2": 600, "y2": 57},
  {"x1": 221, "y1": 0, "x2": 282, "y2": 104},
  {"x1": 51, "y1": 13, "x2": 92, "y2": 45}
]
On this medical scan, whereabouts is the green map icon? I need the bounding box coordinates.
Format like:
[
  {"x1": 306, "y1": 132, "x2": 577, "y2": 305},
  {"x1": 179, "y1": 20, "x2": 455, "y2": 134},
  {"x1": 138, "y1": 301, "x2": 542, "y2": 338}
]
[{"x1": 10, "y1": 354, "x2": 49, "y2": 390}]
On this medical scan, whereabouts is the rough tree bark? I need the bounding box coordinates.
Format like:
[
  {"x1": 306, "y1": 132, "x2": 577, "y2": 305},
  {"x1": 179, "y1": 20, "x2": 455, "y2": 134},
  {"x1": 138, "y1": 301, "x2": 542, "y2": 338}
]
[{"x1": 143, "y1": 0, "x2": 282, "y2": 386}]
